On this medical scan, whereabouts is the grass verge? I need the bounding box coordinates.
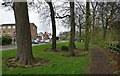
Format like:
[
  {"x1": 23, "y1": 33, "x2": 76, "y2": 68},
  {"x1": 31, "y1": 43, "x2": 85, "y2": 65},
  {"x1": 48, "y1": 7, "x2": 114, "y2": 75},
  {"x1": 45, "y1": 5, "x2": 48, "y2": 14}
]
[{"x1": 2, "y1": 42, "x2": 89, "y2": 74}]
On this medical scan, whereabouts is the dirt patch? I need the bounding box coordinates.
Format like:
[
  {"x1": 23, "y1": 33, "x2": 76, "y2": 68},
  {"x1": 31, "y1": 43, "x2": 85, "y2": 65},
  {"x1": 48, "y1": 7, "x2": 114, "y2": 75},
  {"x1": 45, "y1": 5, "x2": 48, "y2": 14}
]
[
  {"x1": 44, "y1": 48, "x2": 88, "y2": 57},
  {"x1": 44, "y1": 48, "x2": 61, "y2": 52},
  {"x1": 6, "y1": 57, "x2": 49, "y2": 69}
]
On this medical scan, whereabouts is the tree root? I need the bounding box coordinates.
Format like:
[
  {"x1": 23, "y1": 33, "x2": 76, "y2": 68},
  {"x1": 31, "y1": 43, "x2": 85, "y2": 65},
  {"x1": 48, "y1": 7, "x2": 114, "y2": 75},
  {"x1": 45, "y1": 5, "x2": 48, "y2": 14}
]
[{"x1": 6, "y1": 57, "x2": 49, "y2": 69}]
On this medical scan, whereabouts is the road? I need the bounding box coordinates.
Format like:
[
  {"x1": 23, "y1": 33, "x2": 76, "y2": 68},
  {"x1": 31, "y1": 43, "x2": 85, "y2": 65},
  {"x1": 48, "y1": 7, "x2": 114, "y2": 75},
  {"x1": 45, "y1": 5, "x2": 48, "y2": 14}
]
[
  {"x1": 0, "y1": 40, "x2": 67, "y2": 51},
  {"x1": 0, "y1": 43, "x2": 46, "y2": 51}
]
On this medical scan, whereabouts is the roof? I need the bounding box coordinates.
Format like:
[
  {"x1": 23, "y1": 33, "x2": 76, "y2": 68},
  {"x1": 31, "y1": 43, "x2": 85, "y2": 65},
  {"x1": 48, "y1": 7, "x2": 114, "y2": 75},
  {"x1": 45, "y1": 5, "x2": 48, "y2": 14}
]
[
  {"x1": 30, "y1": 23, "x2": 37, "y2": 28},
  {"x1": 0, "y1": 24, "x2": 15, "y2": 26},
  {"x1": 0, "y1": 23, "x2": 37, "y2": 28}
]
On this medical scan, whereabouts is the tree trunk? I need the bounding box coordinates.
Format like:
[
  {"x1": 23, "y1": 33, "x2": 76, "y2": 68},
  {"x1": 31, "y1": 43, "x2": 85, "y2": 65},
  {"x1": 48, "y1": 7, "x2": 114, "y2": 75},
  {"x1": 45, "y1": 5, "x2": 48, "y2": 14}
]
[
  {"x1": 84, "y1": 1, "x2": 90, "y2": 51},
  {"x1": 103, "y1": 13, "x2": 108, "y2": 40},
  {"x1": 92, "y1": 12, "x2": 95, "y2": 44},
  {"x1": 101, "y1": 3, "x2": 106, "y2": 41},
  {"x1": 47, "y1": 1, "x2": 56, "y2": 51},
  {"x1": 69, "y1": 2, "x2": 75, "y2": 51},
  {"x1": 78, "y1": 16, "x2": 82, "y2": 42},
  {"x1": 13, "y1": 2, "x2": 34, "y2": 65},
  {"x1": 103, "y1": 25, "x2": 107, "y2": 40},
  {"x1": 91, "y1": 2, "x2": 98, "y2": 44}
]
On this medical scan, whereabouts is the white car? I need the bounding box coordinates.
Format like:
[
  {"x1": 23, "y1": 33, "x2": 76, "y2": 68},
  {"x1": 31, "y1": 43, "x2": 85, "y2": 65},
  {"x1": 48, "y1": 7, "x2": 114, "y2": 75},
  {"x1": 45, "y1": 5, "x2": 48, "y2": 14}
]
[
  {"x1": 41, "y1": 39, "x2": 50, "y2": 43},
  {"x1": 45, "y1": 39, "x2": 50, "y2": 43},
  {"x1": 32, "y1": 40, "x2": 39, "y2": 44}
]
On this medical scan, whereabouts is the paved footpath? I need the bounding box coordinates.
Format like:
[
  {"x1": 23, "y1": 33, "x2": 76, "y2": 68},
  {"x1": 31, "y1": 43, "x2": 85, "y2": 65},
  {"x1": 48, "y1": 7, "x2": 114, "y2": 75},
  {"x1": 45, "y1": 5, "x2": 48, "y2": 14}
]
[{"x1": 89, "y1": 46, "x2": 113, "y2": 74}]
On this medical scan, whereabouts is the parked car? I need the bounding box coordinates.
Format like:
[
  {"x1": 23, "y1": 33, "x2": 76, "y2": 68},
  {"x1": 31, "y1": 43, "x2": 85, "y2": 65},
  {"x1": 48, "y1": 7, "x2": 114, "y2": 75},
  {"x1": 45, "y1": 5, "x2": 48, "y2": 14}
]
[
  {"x1": 74, "y1": 37, "x2": 78, "y2": 41},
  {"x1": 41, "y1": 39, "x2": 45, "y2": 43},
  {"x1": 41, "y1": 39, "x2": 50, "y2": 43},
  {"x1": 45, "y1": 39, "x2": 50, "y2": 43},
  {"x1": 32, "y1": 40, "x2": 39, "y2": 44}
]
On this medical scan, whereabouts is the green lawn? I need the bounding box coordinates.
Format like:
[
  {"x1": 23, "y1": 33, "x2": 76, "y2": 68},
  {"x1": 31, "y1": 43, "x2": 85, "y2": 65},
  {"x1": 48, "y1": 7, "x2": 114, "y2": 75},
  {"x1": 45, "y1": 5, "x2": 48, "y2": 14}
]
[{"x1": 2, "y1": 42, "x2": 89, "y2": 74}]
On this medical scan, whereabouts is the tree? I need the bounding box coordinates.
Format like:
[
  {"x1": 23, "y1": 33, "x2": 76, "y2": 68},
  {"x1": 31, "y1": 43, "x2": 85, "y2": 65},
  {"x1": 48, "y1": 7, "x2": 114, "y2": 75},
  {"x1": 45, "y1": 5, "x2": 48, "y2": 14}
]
[
  {"x1": 97, "y1": 2, "x2": 118, "y2": 41},
  {"x1": 13, "y1": 2, "x2": 34, "y2": 65},
  {"x1": 75, "y1": 2, "x2": 86, "y2": 42},
  {"x1": 112, "y1": 21, "x2": 120, "y2": 42},
  {"x1": 78, "y1": 16, "x2": 82, "y2": 42},
  {"x1": 46, "y1": 1, "x2": 56, "y2": 51},
  {"x1": 69, "y1": 1, "x2": 75, "y2": 52},
  {"x1": 91, "y1": 2, "x2": 98, "y2": 44},
  {"x1": 84, "y1": 1, "x2": 90, "y2": 51}
]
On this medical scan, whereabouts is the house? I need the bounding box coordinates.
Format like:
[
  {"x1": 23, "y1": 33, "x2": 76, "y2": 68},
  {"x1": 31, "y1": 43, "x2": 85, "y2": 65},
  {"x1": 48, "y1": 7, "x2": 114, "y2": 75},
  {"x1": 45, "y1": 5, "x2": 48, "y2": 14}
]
[
  {"x1": 0, "y1": 23, "x2": 37, "y2": 40},
  {"x1": 37, "y1": 32, "x2": 51, "y2": 42},
  {"x1": 59, "y1": 31, "x2": 70, "y2": 40}
]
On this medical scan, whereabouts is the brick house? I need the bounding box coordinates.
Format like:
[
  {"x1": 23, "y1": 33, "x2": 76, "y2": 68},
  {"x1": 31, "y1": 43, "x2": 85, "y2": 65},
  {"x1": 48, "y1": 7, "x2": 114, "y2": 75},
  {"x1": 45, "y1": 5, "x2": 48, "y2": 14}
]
[{"x1": 0, "y1": 23, "x2": 37, "y2": 40}]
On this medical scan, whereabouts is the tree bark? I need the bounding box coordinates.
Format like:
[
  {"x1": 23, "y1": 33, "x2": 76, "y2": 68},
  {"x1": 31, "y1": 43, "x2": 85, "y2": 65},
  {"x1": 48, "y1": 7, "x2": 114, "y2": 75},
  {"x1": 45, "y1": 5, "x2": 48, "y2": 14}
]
[
  {"x1": 13, "y1": 2, "x2": 34, "y2": 65},
  {"x1": 84, "y1": 1, "x2": 90, "y2": 51},
  {"x1": 69, "y1": 2, "x2": 75, "y2": 51},
  {"x1": 92, "y1": 11, "x2": 95, "y2": 44},
  {"x1": 101, "y1": 3, "x2": 107, "y2": 41},
  {"x1": 103, "y1": 13, "x2": 108, "y2": 40},
  {"x1": 78, "y1": 16, "x2": 82, "y2": 42},
  {"x1": 47, "y1": 1, "x2": 56, "y2": 51},
  {"x1": 91, "y1": 2, "x2": 98, "y2": 44}
]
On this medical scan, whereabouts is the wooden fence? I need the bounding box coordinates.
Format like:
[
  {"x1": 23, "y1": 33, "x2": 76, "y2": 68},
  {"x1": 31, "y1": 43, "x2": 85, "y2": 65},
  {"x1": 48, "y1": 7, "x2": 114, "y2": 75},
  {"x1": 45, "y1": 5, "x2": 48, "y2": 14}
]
[{"x1": 107, "y1": 43, "x2": 120, "y2": 55}]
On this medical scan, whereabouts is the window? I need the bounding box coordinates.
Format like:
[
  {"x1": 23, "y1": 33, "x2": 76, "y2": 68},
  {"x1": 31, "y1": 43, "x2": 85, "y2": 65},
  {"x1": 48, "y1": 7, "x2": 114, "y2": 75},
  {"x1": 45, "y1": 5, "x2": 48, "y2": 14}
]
[
  {"x1": 3, "y1": 26, "x2": 6, "y2": 29},
  {"x1": 13, "y1": 26, "x2": 15, "y2": 28},
  {"x1": 8, "y1": 26, "x2": 11, "y2": 29}
]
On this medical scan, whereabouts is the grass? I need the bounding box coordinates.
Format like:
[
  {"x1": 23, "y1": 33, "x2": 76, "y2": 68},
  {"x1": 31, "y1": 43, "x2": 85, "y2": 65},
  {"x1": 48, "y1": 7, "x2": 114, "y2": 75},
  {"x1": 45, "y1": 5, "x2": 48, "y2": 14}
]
[
  {"x1": 2, "y1": 42, "x2": 89, "y2": 74},
  {"x1": 0, "y1": 51, "x2": 2, "y2": 75}
]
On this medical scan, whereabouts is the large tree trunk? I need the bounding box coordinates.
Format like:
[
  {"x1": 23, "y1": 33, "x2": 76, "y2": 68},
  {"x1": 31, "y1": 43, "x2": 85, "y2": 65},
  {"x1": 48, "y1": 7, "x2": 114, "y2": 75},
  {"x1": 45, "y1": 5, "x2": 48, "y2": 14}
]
[
  {"x1": 103, "y1": 13, "x2": 108, "y2": 40},
  {"x1": 84, "y1": 1, "x2": 90, "y2": 51},
  {"x1": 78, "y1": 17, "x2": 82, "y2": 42},
  {"x1": 101, "y1": 6, "x2": 105, "y2": 41},
  {"x1": 13, "y1": 2, "x2": 34, "y2": 65},
  {"x1": 69, "y1": 2, "x2": 75, "y2": 51},
  {"x1": 92, "y1": 12, "x2": 95, "y2": 44},
  {"x1": 47, "y1": 1, "x2": 56, "y2": 51},
  {"x1": 91, "y1": 2, "x2": 98, "y2": 44},
  {"x1": 103, "y1": 25, "x2": 107, "y2": 40},
  {"x1": 101, "y1": 3, "x2": 106, "y2": 41}
]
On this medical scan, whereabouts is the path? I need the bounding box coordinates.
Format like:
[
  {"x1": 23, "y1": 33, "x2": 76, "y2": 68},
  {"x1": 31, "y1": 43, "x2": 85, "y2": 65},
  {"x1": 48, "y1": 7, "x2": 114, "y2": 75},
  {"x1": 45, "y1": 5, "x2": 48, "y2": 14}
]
[{"x1": 89, "y1": 46, "x2": 113, "y2": 74}]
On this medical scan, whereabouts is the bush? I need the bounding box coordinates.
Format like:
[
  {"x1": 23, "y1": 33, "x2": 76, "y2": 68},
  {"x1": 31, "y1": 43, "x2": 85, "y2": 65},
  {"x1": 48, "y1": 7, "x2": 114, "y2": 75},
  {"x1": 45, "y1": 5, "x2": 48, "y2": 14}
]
[
  {"x1": 61, "y1": 46, "x2": 69, "y2": 51},
  {"x1": 2, "y1": 34, "x2": 12, "y2": 45},
  {"x1": 116, "y1": 42, "x2": 120, "y2": 49}
]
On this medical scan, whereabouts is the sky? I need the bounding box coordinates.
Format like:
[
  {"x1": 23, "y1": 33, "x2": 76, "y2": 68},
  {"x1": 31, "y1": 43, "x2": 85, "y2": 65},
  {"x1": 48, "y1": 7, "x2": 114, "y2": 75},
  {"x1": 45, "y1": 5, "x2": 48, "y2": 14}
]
[{"x1": 0, "y1": 2, "x2": 69, "y2": 36}]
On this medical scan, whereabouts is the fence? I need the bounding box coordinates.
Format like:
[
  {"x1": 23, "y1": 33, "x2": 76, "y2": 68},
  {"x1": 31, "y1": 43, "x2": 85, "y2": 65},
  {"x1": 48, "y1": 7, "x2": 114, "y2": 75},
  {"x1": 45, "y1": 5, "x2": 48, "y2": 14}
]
[{"x1": 107, "y1": 43, "x2": 120, "y2": 55}]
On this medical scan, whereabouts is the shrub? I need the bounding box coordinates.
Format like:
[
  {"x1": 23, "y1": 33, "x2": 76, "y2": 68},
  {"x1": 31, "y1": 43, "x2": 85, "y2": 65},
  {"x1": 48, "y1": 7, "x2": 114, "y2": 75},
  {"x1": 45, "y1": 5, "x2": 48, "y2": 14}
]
[
  {"x1": 2, "y1": 34, "x2": 12, "y2": 45},
  {"x1": 61, "y1": 46, "x2": 69, "y2": 51},
  {"x1": 116, "y1": 42, "x2": 120, "y2": 49}
]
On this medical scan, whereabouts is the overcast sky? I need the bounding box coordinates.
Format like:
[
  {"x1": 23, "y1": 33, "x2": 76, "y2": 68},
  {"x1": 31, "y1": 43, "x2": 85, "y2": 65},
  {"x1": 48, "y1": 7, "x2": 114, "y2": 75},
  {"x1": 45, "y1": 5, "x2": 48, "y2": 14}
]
[{"x1": 0, "y1": 2, "x2": 69, "y2": 36}]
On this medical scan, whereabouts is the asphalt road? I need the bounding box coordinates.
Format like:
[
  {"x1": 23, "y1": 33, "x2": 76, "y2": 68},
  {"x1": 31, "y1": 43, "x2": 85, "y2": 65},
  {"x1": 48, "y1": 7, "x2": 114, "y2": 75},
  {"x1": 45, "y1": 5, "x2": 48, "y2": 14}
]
[
  {"x1": 0, "y1": 43, "x2": 46, "y2": 51},
  {"x1": 0, "y1": 40, "x2": 67, "y2": 51}
]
